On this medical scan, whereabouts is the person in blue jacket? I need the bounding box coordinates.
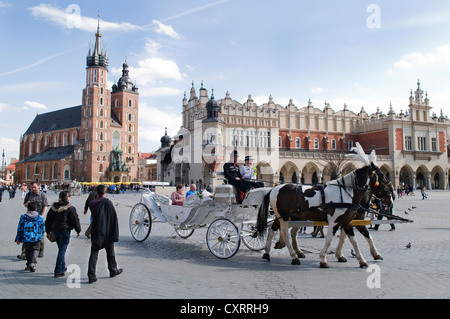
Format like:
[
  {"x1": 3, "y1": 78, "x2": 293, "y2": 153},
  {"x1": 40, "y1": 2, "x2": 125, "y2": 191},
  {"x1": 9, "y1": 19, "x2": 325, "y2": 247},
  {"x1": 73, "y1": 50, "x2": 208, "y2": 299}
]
[{"x1": 15, "y1": 202, "x2": 45, "y2": 272}]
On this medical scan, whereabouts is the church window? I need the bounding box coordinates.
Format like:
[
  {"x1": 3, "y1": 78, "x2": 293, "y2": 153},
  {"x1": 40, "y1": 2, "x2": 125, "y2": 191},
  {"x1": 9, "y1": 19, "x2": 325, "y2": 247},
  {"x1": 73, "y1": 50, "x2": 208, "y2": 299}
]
[
  {"x1": 100, "y1": 121, "x2": 104, "y2": 129},
  {"x1": 93, "y1": 69, "x2": 97, "y2": 83},
  {"x1": 53, "y1": 164, "x2": 59, "y2": 180}
]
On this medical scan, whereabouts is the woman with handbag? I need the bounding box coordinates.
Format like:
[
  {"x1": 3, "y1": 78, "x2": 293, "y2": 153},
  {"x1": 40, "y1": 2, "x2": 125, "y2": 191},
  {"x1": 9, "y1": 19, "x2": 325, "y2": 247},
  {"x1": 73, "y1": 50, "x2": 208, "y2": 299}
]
[{"x1": 45, "y1": 191, "x2": 81, "y2": 278}]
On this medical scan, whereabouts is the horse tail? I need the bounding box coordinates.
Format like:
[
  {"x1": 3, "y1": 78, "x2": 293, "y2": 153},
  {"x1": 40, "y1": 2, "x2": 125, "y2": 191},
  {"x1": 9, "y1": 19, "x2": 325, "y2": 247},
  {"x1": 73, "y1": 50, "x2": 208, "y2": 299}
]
[{"x1": 256, "y1": 190, "x2": 271, "y2": 237}]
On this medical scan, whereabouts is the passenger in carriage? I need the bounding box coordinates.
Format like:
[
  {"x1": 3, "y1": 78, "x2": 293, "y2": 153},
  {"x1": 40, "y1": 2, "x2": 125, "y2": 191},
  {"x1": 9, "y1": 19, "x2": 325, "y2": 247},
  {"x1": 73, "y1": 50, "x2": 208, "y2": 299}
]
[
  {"x1": 185, "y1": 184, "x2": 197, "y2": 199},
  {"x1": 171, "y1": 184, "x2": 186, "y2": 206}
]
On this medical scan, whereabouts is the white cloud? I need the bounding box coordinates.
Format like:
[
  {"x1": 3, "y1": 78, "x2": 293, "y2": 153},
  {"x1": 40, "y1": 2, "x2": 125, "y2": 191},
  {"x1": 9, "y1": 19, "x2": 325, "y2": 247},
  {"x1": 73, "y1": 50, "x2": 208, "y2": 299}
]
[
  {"x1": 139, "y1": 87, "x2": 183, "y2": 98},
  {"x1": 144, "y1": 38, "x2": 162, "y2": 54},
  {"x1": 24, "y1": 101, "x2": 47, "y2": 110},
  {"x1": 311, "y1": 87, "x2": 324, "y2": 94},
  {"x1": 0, "y1": 102, "x2": 9, "y2": 112},
  {"x1": 28, "y1": 4, "x2": 142, "y2": 32},
  {"x1": 0, "y1": 137, "x2": 20, "y2": 160},
  {"x1": 392, "y1": 44, "x2": 450, "y2": 72},
  {"x1": 138, "y1": 103, "x2": 182, "y2": 149},
  {"x1": 112, "y1": 57, "x2": 185, "y2": 87},
  {"x1": 0, "y1": 1, "x2": 11, "y2": 8},
  {"x1": 152, "y1": 20, "x2": 181, "y2": 39}
]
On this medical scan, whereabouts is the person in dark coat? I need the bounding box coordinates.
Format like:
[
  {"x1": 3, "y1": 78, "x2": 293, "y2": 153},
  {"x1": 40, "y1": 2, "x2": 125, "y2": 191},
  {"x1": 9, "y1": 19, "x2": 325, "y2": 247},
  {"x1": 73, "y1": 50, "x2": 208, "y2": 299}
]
[
  {"x1": 45, "y1": 191, "x2": 81, "y2": 278},
  {"x1": 87, "y1": 184, "x2": 122, "y2": 284}
]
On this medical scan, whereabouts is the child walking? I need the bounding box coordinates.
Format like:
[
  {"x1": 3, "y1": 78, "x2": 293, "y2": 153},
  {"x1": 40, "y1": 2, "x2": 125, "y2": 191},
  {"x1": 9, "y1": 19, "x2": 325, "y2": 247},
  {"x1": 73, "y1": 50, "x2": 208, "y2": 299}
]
[{"x1": 15, "y1": 202, "x2": 45, "y2": 272}]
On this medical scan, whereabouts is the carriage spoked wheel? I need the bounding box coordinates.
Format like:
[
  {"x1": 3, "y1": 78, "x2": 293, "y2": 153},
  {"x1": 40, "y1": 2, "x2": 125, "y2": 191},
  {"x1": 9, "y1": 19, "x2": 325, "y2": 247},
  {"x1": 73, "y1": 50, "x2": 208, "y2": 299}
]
[
  {"x1": 206, "y1": 218, "x2": 240, "y2": 259},
  {"x1": 175, "y1": 227, "x2": 195, "y2": 239},
  {"x1": 129, "y1": 203, "x2": 152, "y2": 242},
  {"x1": 241, "y1": 221, "x2": 267, "y2": 251}
]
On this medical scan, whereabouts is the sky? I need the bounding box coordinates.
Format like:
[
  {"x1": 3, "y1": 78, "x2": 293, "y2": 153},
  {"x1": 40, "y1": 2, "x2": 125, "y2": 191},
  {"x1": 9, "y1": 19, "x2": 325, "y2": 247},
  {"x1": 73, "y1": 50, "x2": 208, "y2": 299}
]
[{"x1": 2, "y1": 0, "x2": 450, "y2": 163}]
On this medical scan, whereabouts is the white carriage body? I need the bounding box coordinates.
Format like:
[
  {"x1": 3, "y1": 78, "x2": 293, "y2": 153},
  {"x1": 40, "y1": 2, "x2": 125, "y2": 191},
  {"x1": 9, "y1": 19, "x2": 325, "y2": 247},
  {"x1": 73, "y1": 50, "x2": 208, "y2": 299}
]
[
  {"x1": 130, "y1": 185, "x2": 272, "y2": 259},
  {"x1": 139, "y1": 186, "x2": 270, "y2": 229}
]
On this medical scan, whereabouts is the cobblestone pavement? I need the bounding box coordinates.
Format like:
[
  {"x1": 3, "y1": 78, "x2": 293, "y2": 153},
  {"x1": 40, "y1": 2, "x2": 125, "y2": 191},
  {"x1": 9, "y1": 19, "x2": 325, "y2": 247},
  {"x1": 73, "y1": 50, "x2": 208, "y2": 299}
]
[{"x1": 1, "y1": 189, "x2": 449, "y2": 299}]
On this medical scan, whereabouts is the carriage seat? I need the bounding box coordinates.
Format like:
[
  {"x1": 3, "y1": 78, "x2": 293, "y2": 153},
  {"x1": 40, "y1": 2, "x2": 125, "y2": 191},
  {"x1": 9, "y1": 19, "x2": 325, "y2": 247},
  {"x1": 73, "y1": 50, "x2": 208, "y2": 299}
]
[{"x1": 214, "y1": 185, "x2": 238, "y2": 205}]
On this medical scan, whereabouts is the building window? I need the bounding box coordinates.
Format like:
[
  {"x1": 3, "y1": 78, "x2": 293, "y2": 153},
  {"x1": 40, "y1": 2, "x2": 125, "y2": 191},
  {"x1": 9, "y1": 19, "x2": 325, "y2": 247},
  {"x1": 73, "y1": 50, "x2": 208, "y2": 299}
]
[
  {"x1": 53, "y1": 164, "x2": 59, "y2": 179},
  {"x1": 348, "y1": 140, "x2": 353, "y2": 150},
  {"x1": 331, "y1": 139, "x2": 336, "y2": 150},
  {"x1": 418, "y1": 136, "x2": 427, "y2": 151},
  {"x1": 431, "y1": 137, "x2": 437, "y2": 152},
  {"x1": 295, "y1": 137, "x2": 301, "y2": 149},
  {"x1": 278, "y1": 136, "x2": 282, "y2": 148},
  {"x1": 26, "y1": 165, "x2": 31, "y2": 180},
  {"x1": 314, "y1": 138, "x2": 319, "y2": 149},
  {"x1": 405, "y1": 136, "x2": 412, "y2": 151}
]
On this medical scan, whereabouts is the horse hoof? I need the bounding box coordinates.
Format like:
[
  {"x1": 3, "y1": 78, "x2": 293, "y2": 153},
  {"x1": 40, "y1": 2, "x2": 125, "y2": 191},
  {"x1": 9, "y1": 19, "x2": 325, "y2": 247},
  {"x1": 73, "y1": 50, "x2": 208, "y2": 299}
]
[
  {"x1": 337, "y1": 256, "x2": 347, "y2": 263},
  {"x1": 262, "y1": 254, "x2": 271, "y2": 262},
  {"x1": 359, "y1": 262, "x2": 369, "y2": 269},
  {"x1": 297, "y1": 252, "x2": 306, "y2": 259},
  {"x1": 374, "y1": 255, "x2": 384, "y2": 261},
  {"x1": 319, "y1": 262, "x2": 330, "y2": 269},
  {"x1": 274, "y1": 242, "x2": 285, "y2": 249},
  {"x1": 291, "y1": 258, "x2": 301, "y2": 265}
]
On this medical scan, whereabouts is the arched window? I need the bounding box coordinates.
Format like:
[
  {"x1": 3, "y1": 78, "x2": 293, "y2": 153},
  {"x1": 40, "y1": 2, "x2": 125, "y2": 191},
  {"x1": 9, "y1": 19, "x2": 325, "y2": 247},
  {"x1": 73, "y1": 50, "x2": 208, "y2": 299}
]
[
  {"x1": 34, "y1": 164, "x2": 40, "y2": 175},
  {"x1": 99, "y1": 164, "x2": 103, "y2": 173},
  {"x1": 53, "y1": 164, "x2": 59, "y2": 180},
  {"x1": 100, "y1": 121, "x2": 104, "y2": 129},
  {"x1": 43, "y1": 164, "x2": 49, "y2": 180},
  {"x1": 112, "y1": 131, "x2": 120, "y2": 150},
  {"x1": 100, "y1": 144, "x2": 104, "y2": 152},
  {"x1": 26, "y1": 165, "x2": 31, "y2": 180}
]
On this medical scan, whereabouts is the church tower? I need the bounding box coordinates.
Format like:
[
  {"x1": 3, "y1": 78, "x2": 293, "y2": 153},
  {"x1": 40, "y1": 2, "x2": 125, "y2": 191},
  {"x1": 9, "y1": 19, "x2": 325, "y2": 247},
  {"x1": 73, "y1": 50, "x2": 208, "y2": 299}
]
[
  {"x1": 111, "y1": 58, "x2": 139, "y2": 182},
  {"x1": 81, "y1": 15, "x2": 111, "y2": 182}
]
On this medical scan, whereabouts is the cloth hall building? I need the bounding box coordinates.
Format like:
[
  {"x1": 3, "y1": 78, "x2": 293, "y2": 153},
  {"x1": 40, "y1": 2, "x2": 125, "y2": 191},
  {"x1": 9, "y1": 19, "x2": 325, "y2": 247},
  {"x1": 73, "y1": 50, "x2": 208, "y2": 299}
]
[
  {"x1": 16, "y1": 21, "x2": 139, "y2": 184},
  {"x1": 157, "y1": 81, "x2": 450, "y2": 191}
]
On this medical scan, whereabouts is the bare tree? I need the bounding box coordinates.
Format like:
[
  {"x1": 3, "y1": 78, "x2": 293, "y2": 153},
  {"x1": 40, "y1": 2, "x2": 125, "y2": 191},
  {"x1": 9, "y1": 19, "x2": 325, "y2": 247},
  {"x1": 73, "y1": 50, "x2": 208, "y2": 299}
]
[{"x1": 321, "y1": 152, "x2": 350, "y2": 181}]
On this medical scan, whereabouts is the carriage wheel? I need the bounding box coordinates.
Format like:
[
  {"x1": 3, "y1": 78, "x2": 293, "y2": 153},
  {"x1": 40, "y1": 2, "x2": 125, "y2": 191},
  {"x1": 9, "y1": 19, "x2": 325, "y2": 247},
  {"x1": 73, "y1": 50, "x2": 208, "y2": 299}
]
[
  {"x1": 129, "y1": 203, "x2": 152, "y2": 242},
  {"x1": 175, "y1": 227, "x2": 195, "y2": 239},
  {"x1": 206, "y1": 219, "x2": 240, "y2": 259},
  {"x1": 241, "y1": 221, "x2": 267, "y2": 251}
]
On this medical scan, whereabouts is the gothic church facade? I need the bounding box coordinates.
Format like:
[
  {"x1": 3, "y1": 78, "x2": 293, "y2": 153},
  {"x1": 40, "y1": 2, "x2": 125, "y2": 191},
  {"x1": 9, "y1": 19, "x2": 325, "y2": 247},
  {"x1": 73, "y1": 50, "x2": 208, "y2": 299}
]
[{"x1": 16, "y1": 20, "x2": 139, "y2": 184}]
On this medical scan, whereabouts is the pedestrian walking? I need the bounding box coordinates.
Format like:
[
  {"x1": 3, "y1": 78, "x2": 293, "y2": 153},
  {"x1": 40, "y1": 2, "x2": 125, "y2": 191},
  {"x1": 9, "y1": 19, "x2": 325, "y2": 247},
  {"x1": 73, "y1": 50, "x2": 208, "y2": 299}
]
[
  {"x1": 87, "y1": 185, "x2": 123, "y2": 284},
  {"x1": 15, "y1": 202, "x2": 45, "y2": 272},
  {"x1": 421, "y1": 185, "x2": 428, "y2": 200},
  {"x1": 83, "y1": 187, "x2": 98, "y2": 238},
  {"x1": 18, "y1": 182, "x2": 48, "y2": 260},
  {"x1": 45, "y1": 191, "x2": 81, "y2": 278}
]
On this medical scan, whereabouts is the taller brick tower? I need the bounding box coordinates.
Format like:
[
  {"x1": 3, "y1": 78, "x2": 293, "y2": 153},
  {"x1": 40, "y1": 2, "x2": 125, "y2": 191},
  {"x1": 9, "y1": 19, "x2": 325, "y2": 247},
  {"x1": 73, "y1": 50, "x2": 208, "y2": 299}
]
[{"x1": 80, "y1": 15, "x2": 111, "y2": 182}]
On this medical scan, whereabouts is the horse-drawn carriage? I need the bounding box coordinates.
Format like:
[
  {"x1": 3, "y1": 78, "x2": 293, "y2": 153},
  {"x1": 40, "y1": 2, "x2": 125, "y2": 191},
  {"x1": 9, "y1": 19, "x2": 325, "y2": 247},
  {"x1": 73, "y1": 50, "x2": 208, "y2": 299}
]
[
  {"x1": 129, "y1": 184, "x2": 274, "y2": 259},
  {"x1": 129, "y1": 143, "x2": 413, "y2": 267}
]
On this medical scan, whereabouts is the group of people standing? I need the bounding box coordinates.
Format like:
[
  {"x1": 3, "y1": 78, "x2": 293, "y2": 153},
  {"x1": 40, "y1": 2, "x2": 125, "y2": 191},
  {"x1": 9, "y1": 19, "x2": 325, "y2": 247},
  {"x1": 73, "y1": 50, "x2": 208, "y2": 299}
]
[{"x1": 14, "y1": 182, "x2": 122, "y2": 283}]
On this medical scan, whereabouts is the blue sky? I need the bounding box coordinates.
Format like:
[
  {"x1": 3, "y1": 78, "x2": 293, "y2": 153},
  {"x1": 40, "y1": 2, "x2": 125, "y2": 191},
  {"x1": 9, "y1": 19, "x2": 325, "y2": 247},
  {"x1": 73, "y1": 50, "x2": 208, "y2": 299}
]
[{"x1": 2, "y1": 0, "x2": 450, "y2": 162}]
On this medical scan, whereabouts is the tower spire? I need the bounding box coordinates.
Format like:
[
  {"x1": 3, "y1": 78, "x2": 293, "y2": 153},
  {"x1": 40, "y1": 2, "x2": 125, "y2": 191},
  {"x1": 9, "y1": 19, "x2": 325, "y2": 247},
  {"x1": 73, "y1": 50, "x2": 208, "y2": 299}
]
[{"x1": 86, "y1": 12, "x2": 108, "y2": 68}]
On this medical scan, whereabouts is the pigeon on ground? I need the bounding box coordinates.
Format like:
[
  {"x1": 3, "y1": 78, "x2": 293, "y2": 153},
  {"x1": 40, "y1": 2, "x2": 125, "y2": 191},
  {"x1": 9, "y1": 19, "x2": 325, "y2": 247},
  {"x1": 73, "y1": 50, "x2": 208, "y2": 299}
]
[
  {"x1": 405, "y1": 242, "x2": 411, "y2": 249},
  {"x1": 412, "y1": 206, "x2": 417, "y2": 209},
  {"x1": 404, "y1": 211, "x2": 409, "y2": 215},
  {"x1": 351, "y1": 249, "x2": 356, "y2": 257}
]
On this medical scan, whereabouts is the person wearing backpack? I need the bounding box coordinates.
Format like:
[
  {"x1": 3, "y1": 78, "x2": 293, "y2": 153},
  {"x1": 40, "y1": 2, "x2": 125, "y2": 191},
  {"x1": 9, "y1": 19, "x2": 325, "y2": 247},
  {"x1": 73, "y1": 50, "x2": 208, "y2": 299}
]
[{"x1": 15, "y1": 202, "x2": 45, "y2": 272}]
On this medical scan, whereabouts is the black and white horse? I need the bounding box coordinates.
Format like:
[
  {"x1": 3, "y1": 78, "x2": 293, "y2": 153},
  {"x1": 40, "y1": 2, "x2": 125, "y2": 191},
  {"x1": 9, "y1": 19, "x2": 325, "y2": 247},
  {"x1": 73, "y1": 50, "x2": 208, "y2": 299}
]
[{"x1": 256, "y1": 144, "x2": 392, "y2": 268}]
